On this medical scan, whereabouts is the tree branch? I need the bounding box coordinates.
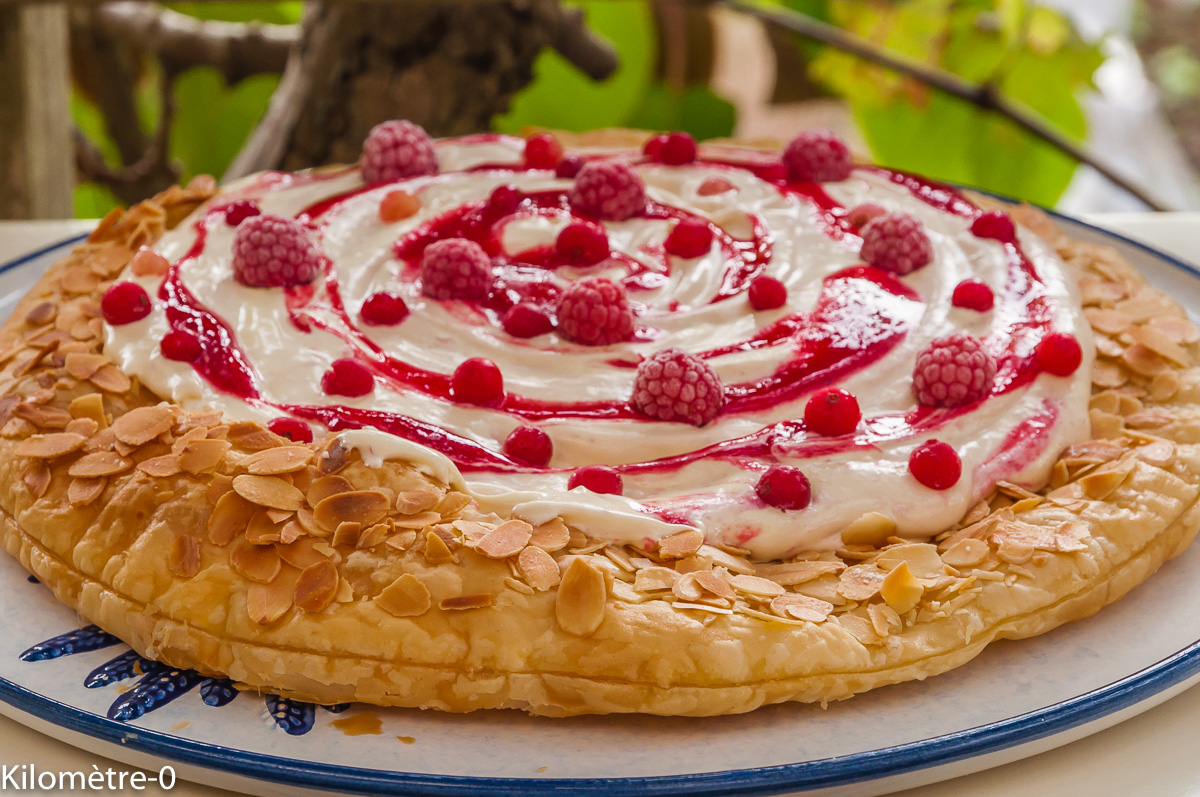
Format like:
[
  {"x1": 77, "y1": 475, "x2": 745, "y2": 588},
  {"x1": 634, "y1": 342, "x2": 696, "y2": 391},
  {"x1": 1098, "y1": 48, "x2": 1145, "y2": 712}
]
[
  {"x1": 92, "y1": 1, "x2": 296, "y2": 84},
  {"x1": 547, "y1": 4, "x2": 618, "y2": 81},
  {"x1": 727, "y1": 0, "x2": 1173, "y2": 212}
]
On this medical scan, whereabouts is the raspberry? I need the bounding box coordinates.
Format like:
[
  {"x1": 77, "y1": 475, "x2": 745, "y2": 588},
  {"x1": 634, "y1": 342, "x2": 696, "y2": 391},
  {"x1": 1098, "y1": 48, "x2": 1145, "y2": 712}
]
[
  {"x1": 631, "y1": 347, "x2": 724, "y2": 426},
  {"x1": 845, "y1": 203, "x2": 886, "y2": 230},
  {"x1": 380, "y1": 190, "x2": 421, "y2": 223},
  {"x1": 971, "y1": 211, "x2": 1016, "y2": 244},
  {"x1": 360, "y1": 292, "x2": 409, "y2": 326},
  {"x1": 161, "y1": 330, "x2": 202, "y2": 362},
  {"x1": 755, "y1": 465, "x2": 812, "y2": 510},
  {"x1": 556, "y1": 155, "x2": 584, "y2": 179},
  {"x1": 524, "y1": 134, "x2": 564, "y2": 169},
  {"x1": 503, "y1": 425, "x2": 552, "y2": 467},
  {"x1": 322, "y1": 358, "x2": 374, "y2": 397},
  {"x1": 783, "y1": 130, "x2": 853, "y2": 182},
  {"x1": 101, "y1": 282, "x2": 152, "y2": 326},
  {"x1": 555, "y1": 221, "x2": 609, "y2": 267},
  {"x1": 451, "y1": 358, "x2": 504, "y2": 406},
  {"x1": 569, "y1": 161, "x2": 646, "y2": 221},
  {"x1": 130, "y1": 247, "x2": 169, "y2": 277},
  {"x1": 860, "y1": 213, "x2": 934, "y2": 275},
  {"x1": 502, "y1": 303, "x2": 553, "y2": 338},
  {"x1": 361, "y1": 120, "x2": 438, "y2": 184},
  {"x1": 232, "y1": 214, "x2": 322, "y2": 288},
  {"x1": 568, "y1": 465, "x2": 623, "y2": 495},
  {"x1": 698, "y1": 176, "x2": 735, "y2": 196},
  {"x1": 804, "y1": 387, "x2": 860, "y2": 436},
  {"x1": 1035, "y1": 332, "x2": 1083, "y2": 376},
  {"x1": 488, "y1": 184, "x2": 523, "y2": 215},
  {"x1": 908, "y1": 439, "x2": 961, "y2": 490},
  {"x1": 664, "y1": 219, "x2": 713, "y2": 258},
  {"x1": 912, "y1": 333, "x2": 997, "y2": 408},
  {"x1": 223, "y1": 200, "x2": 261, "y2": 227},
  {"x1": 655, "y1": 132, "x2": 697, "y2": 165},
  {"x1": 556, "y1": 277, "x2": 634, "y2": 346},
  {"x1": 420, "y1": 238, "x2": 493, "y2": 300},
  {"x1": 268, "y1": 417, "x2": 313, "y2": 444},
  {"x1": 748, "y1": 275, "x2": 787, "y2": 310},
  {"x1": 952, "y1": 279, "x2": 994, "y2": 312}
]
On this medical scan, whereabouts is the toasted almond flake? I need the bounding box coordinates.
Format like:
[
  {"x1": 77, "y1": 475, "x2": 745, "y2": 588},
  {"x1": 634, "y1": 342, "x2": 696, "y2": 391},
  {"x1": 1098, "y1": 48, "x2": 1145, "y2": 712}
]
[
  {"x1": 475, "y1": 520, "x2": 533, "y2": 559},
  {"x1": 771, "y1": 593, "x2": 833, "y2": 623},
  {"x1": 244, "y1": 446, "x2": 313, "y2": 475},
  {"x1": 435, "y1": 492, "x2": 472, "y2": 516},
  {"x1": 357, "y1": 523, "x2": 389, "y2": 549},
  {"x1": 838, "y1": 563, "x2": 887, "y2": 601},
  {"x1": 275, "y1": 537, "x2": 329, "y2": 570},
  {"x1": 227, "y1": 422, "x2": 282, "y2": 451},
  {"x1": 313, "y1": 490, "x2": 389, "y2": 531},
  {"x1": 231, "y1": 540, "x2": 283, "y2": 584},
  {"x1": 306, "y1": 474, "x2": 352, "y2": 508},
  {"x1": 424, "y1": 530, "x2": 455, "y2": 564},
  {"x1": 1089, "y1": 408, "x2": 1124, "y2": 439},
  {"x1": 756, "y1": 560, "x2": 844, "y2": 586},
  {"x1": 1121, "y1": 344, "x2": 1168, "y2": 377},
  {"x1": 14, "y1": 403, "x2": 72, "y2": 429},
  {"x1": 246, "y1": 568, "x2": 299, "y2": 625},
  {"x1": 22, "y1": 461, "x2": 50, "y2": 498},
  {"x1": 633, "y1": 566, "x2": 680, "y2": 592},
  {"x1": 940, "y1": 538, "x2": 989, "y2": 567},
  {"x1": 68, "y1": 477, "x2": 105, "y2": 506},
  {"x1": 879, "y1": 562, "x2": 923, "y2": 614},
  {"x1": 996, "y1": 539, "x2": 1035, "y2": 564},
  {"x1": 233, "y1": 474, "x2": 304, "y2": 511},
  {"x1": 246, "y1": 510, "x2": 286, "y2": 544},
  {"x1": 697, "y1": 544, "x2": 755, "y2": 575},
  {"x1": 64, "y1": 352, "x2": 108, "y2": 380},
  {"x1": 876, "y1": 543, "x2": 944, "y2": 579},
  {"x1": 208, "y1": 490, "x2": 256, "y2": 545},
  {"x1": 266, "y1": 508, "x2": 292, "y2": 523},
  {"x1": 332, "y1": 521, "x2": 362, "y2": 547},
  {"x1": 392, "y1": 510, "x2": 440, "y2": 529},
  {"x1": 278, "y1": 519, "x2": 303, "y2": 544},
  {"x1": 395, "y1": 486, "x2": 442, "y2": 515},
  {"x1": 694, "y1": 570, "x2": 736, "y2": 601},
  {"x1": 67, "y1": 451, "x2": 132, "y2": 478},
  {"x1": 169, "y1": 536, "x2": 201, "y2": 578},
  {"x1": 1148, "y1": 315, "x2": 1200, "y2": 344},
  {"x1": 516, "y1": 546, "x2": 560, "y2": 591},
  {"x1": 111, "y1": 406, "x2": 174, "y2": 446},
  {"x1": 1130, "y1": 324, "x2": 1192, "y2": 366},
  {"x1": 175, "y1": 438, "x2": 230, "y2": 475},
  {"x1": 556, "y1": 558, "x2": 607, "y2": 635},
  {"x1": 658, "y1": 529, "x2": 704, "y2": 558},
  {"x1": 869, "y1": 603, "x2": 902, "y2": 637},
  {"x1": 1091, "y1": 360, "x2": 1127, "y2": 388},
  {"x1": 1079, "y1": 460, "x2": 1134, "y2": 500},
  {"x1": 16, "y1": 432, "x2": 85, "y2": 459},
  {"x1": 1055, "y1": 522, "x2": 1090, "y2": 552},
  {"x1": 440, "y1": 593, "x2": 493, "y2": 611},
  {"x1": 376, "y1": 573, "x2": 432, "y2": 617},
  {"x1": 839, "y1": 512, "x2": 897, "y2": 547},
  {"x1": 674, "y1": 601, "x2": 732, "y2": 616},
  {"x1": 1085, "y1": 308, "x2": 1131, "y2": 335},
  {"x1": 386, "y1": 529, "x2": 417, "y2": 551},
  {"x1": 454, "y1": 520, "x2": 493, "y2": 544},
  {"x1": 67, "y1": 393, "x2": 106, "y2": 427},
  {"x1": 1149, "y1": 369, "x2": 1182, "y2": 401},
  {"x1": 730, "y1": 574, "x2": 786, "y2": 598},
  {"x1": 64, "y1": 417, "x2": 99, "y2": 438},
  {"x1": 529, "y1": 517, "x2": 570, "y2": 552},
  {"x1": 24, "y1": 301, "x2": 56, "y2": 327},
  {"x1": 672, "y1": 571, "x2": 704, "y2": 601},
  {"x1": 293, "y1": 561, "x2": 338, "y2": 613},
  {"x1": 1135, "y1": 438, "x2": 1175, "y2": 466}
]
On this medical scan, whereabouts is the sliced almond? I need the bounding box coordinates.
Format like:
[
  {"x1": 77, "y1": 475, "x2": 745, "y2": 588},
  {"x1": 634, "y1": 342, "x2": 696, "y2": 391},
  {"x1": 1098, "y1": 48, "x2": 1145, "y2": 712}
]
[
  {"x1": 22, "y1": 461, "x2": 50, "y2": 498},
  {"x1": 233, "y1": 474, "x2": 304, "y2": 511},
  {"x1": 440, "y1": 593, "x2": 493, "y2": 611},
  {"x1": 940, "y1": 537, "x2": 989, "y2": 568},
  {"x1": 64, "y1": 417, "x2": 99, "y2": 438},
  {"x1": 841, "y1": 512, "x2": 896, "y2": 546},
  {"x1": 208, "y1": 490, "x2": 256, "y2": 545},
  {"x1": 1079, "y1": 459, "x2": 1134, "y2": 500},
  {"x1": 169, "y1": 536, "x2": 201, "y2": 578},
  {"x1": 356, "y1": 522, "x2": 389, "y2": 549},
  {"x1": 376, "y1": 573, "x2": 432, "y2": 617},
  {"x1": 838, "y1": 563, "x2": 886, "y2": 601},
  {"x1": 879, "y1": 561, "x2": 923, "y2": 614},
  {"x1": 756, "y1": 560, "x2": 844, "y2": 586},
  {"x1": 226, "y1": 421, "x2": 282, "y2": 451},
  {"x1": 1129, "y1": 324, "x2": 1191, "y2": 367},
  {"x1": 424, "y1": 530, "x2": 455, "y2": 564},
  {"x1": 246, "y1": 510, "x2": 286, "y2": 545},
  {"x1": 67, "y1": 451, "x2": 132, "y2": 478},
  {"x1": 658, "y1": 529, "x2": 704, "y2": 558},
  {"x1": 231, "y1": 540, "x2": 283, "y2": 584},
  {"x1": 475, "y1": 520, "x2": 533, "y2": 559},
  {"x1": 392, "y1": 511, "x2": 441, "y2": 529},
  {"x1": 332, "y1": 521, "x2": 362, "y2": 547},
  {"x1": 68, "y1": 477, "x2": 105, "y2": 506},
  {"x1": 294, "y1": 560, "x2": 339, "y2": 613},
  {"x1": 770, "y1": 593, "x2": 833, "y2": 623},
  {"x1": 395, "y1": 486, "x2": 442, "y2": 515},
  {"x1": 633, "y1": 566, "x2": 680, "y2": 592},
  {"x1": 68, "y1": 393, "x2": 107, "y2": 426},
  {"x1": 179, "y1": 438, "x2": 231, "y2": 475},
  {"x1": 730, "y1": 574, "x2": 786, "y2": 598},
  {"x1": 14, "y1": 403, "x2": 72, "y2": 429},
  {"x1": 16, "y1": 432, "x2": 85, "y2": 459},
  {"x1": 64, "y1": 352, "x2": 109, "y2": 379},
  {"x1": 517, "y1": 546, "x2": 561, "y2": 591},
  {"x1": 876, "y1": 543, "x2": 944, "y2": 579},
  {"x1": 246, "y1": 568, "x2": 300, "y2": 625},
  {"x1": 556, "y1": 557, "x2": 607, "y2": 636},
  {"x1": 111, "y1": 406, "x2": 174, "y2": 446},
  {"x1": 528, "y1": 517, "x2": 570, "y2": 552},
  {"x1": 243, "y1": 446, "x2": 313, "y2": 475},
  {"x1": 313, "y1": 490, "x2": 390, "y2": 531},
  {"x1": 275, "y1": 537, "x2": 330, "y2": 570}
]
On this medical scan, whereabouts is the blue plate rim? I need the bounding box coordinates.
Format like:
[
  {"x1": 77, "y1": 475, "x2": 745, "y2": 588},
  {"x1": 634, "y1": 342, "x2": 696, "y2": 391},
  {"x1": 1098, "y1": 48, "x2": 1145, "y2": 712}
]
[{"x1": 0, "y1": 212, "x2": 1197, "y2": 796}]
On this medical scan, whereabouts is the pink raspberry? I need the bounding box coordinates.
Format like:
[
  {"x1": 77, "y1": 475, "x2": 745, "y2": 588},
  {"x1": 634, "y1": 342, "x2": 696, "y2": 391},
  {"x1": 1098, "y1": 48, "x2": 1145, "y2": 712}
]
[
  {"x1": 231, "y1": 215, "x2": 322, "y2": 288},
  {"x1": 860, "y1": 212, "x2": 934, "y2": 275},
  {"x1": 912, "y1": 333, "x2": 996, "y2": 408},
  {"x1": 361, "y1": 120, "x2": 438, "y2": 184},
  {"x1": 631, "y1": 347, "x2": 724, "y2": 426},
  {"x1": 556, "y1": 277, "x2": 634, "y2": 346},
  {"x1": 783, "y1": 130, "x2": 853, "y2": 182},
  {"x1": 420, "y1": 238, "x2": 493, "y2": 300},
  {"x1": 568, "y1": 161, "x2": 646, "y2": 221}
]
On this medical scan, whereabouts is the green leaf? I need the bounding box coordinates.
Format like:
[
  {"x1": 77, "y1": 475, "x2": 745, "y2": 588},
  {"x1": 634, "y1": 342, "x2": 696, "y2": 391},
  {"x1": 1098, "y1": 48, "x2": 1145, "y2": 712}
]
[
  {"x1": 169, "y1": 68, "x2": 279, "y2": 182},
  {"x1": 623, "y1": 84, "x2": 736, "y2": 140},
  {"x1": 165, "y1": 2, "x2": 301, "y2": 24}
]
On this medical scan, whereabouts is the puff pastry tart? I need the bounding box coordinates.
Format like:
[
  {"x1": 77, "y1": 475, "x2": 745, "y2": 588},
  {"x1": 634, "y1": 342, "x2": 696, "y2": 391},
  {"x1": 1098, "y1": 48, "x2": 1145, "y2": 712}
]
[{"x1": 2, "y1": 125, "x2": 1198, "y2": 717}]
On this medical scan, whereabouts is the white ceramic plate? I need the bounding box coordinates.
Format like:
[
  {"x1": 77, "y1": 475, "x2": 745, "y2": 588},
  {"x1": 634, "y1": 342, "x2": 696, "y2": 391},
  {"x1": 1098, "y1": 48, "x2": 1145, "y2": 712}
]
[{"x1": 0, "y1": 218, "x2": 1199, "y2": 797}]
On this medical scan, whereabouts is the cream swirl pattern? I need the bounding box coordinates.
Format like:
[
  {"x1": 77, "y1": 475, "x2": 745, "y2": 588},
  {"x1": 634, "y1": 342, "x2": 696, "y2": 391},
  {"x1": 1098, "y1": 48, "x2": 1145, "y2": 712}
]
[{"x1": 103, "y1": 134, "x2": 1094, "y2": 559}]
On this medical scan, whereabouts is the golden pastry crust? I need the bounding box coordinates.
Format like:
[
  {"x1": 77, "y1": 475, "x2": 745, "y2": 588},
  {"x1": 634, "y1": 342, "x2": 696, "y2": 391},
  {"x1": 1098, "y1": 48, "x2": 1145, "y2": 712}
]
[{"x1": 0, "y1": 181, "x2": 1198, "y2": 717}]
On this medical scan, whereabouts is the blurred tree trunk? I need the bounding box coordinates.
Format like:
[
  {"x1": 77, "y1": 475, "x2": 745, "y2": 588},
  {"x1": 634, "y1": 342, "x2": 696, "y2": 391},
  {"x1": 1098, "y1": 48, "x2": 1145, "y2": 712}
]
[{"x1": 229, "y1": 0, "x2": 564, "y2": 178}]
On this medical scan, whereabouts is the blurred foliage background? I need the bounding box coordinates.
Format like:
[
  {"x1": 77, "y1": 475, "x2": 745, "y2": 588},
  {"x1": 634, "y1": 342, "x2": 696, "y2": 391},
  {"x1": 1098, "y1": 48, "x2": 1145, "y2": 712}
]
[{"x1": 73, "y1": 0, "x2": 1119, "y2": 217}]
